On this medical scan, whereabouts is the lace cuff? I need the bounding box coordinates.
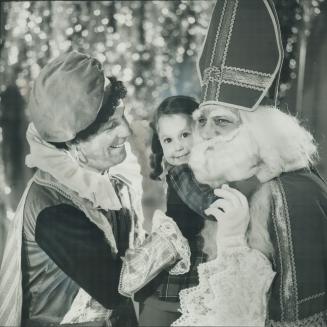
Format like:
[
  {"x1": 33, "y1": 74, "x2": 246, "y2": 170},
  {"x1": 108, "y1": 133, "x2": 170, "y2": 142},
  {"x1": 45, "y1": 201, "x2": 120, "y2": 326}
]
[
  {"x1": 118, "y1": 210, "x2": 190, "y2": 297},
  {"x1": 173, "y1": 246, "x2": 275, "y2": 327},
  {"x1": 152, "y1": 210, "x2": 191, "y2": 275}
]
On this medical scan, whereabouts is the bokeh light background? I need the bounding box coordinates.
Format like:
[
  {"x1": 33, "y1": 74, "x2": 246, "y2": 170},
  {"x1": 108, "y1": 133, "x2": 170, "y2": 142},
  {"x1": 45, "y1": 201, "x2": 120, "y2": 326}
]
[{"x1": 0, "y1": 0, "x2": 326, "y2": 245}]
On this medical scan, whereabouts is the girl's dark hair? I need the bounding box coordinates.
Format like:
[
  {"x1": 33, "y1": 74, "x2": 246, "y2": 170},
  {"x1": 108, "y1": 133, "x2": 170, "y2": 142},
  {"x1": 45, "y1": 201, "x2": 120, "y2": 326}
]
[
  {"x1": 150, "y1": 95, "x2": 199, "y2": 180},
  {"x1": 51, "y1": 76, "x2": 127, "y2": 149}
]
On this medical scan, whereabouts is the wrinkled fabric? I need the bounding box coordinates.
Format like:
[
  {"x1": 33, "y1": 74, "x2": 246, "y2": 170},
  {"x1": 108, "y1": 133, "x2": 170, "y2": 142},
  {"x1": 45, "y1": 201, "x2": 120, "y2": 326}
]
[
  {"x1": 173, "y1": 243, "x2": 275, "y2": 326},
  {"x1": 25, "y1": 123, "x2": 122, "y2": 211},
  {"x1": 28, "y1": 51, "x2": 105, "y2": 142},
  {"x1": 119, "y1": 210, "x2": 191, "y2": 298}
]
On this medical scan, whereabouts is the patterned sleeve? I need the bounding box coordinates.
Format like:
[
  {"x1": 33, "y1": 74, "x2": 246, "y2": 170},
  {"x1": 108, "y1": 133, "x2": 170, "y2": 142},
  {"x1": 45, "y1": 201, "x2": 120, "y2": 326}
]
[{"x1": 118, "y1": 210, "x2": 191, "y2": 297}]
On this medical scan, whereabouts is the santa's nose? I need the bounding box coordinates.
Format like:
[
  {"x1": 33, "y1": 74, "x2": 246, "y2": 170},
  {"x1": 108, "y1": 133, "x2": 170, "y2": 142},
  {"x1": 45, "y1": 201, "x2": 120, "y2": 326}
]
[{"x1": 199, "y1": 124, "x2": 218, "y2": 140}]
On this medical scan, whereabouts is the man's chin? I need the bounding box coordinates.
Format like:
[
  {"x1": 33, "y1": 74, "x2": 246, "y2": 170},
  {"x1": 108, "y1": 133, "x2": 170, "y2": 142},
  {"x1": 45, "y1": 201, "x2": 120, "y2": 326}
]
[
  {"x1": 114, "y1": 148, "x2": 127, "y2": 165},
  {"x1": 105, "y1": 147, "x2": 127, "y2": 170}
]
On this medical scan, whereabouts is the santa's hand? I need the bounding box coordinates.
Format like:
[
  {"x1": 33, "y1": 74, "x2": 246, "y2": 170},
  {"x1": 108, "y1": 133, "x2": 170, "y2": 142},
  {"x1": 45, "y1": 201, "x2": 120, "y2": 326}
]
[{"x1": 204, "y1": 184, "x2": 250, "y2": 241}]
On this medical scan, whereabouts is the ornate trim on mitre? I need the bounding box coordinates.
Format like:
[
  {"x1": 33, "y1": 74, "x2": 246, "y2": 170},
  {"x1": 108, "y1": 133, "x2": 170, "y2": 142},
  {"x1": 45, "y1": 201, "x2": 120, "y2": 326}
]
[
  {"x1": 202, "y1": 66, "x2": 273, "y2": 92},
  {"x1": 197, "y1": 0, "x2": 284, "y2": 111}
]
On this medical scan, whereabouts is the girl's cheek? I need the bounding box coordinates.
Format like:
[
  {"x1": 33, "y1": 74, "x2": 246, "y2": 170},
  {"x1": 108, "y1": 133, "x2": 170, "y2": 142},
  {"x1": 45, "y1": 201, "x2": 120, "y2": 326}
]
[{"x1": 162, "y1": 145, "x2": 171, "y2": 158}]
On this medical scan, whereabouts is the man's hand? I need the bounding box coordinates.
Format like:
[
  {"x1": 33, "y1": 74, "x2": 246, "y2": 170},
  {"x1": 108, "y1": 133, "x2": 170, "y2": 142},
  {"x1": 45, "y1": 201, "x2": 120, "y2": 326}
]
[{"x1": 204, "y1": 184, "x2": 250, "y2": 240}]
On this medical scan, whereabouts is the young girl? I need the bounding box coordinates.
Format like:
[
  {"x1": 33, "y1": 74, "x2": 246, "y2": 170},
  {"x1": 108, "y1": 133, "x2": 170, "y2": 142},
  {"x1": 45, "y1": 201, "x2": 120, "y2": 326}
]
[
  {"x1": 118, "y1": 95, "x2": 269, "y2": 326},
  {"x1": 135, "y1": 95, "x2": 206, "y2": 326},
  {"x1": 134, "y1": 95, "x2": 274, "y2": 327},
  {"x1": 149, "y1": 95, "x2": 197, "y2": 180}
]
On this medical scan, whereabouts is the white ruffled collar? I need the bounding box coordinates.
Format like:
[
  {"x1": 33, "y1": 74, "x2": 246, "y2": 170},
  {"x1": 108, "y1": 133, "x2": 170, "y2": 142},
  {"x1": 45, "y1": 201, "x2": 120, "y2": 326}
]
[{"x1": 25, "y1": 123, "x2": 141, "y2": 211}]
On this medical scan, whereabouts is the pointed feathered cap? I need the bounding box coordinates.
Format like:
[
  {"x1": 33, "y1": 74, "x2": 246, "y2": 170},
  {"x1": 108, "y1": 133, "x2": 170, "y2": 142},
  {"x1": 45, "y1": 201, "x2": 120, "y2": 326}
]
[{"x1": 197, "y1": 0, "x2": 283, "y2": 111}]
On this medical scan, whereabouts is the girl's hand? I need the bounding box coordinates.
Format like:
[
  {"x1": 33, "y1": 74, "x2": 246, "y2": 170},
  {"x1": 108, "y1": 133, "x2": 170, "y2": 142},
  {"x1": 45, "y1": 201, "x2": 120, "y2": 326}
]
[{"x1": 204, "y1": 184, "x2": 250, "y2": 240}]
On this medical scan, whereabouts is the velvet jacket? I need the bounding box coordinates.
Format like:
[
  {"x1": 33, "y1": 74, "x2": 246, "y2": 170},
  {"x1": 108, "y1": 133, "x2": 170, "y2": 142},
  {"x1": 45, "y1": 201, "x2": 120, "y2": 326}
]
[{"x1": 21, "y1": 170, "x2": 136, "y2": 327}]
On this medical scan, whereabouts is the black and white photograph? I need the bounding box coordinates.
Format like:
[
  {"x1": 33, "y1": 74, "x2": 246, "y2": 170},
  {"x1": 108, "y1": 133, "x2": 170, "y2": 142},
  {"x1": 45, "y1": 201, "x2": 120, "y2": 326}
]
[{"x1": 0, "y1": 0, "x2": 326, "y2": 326}]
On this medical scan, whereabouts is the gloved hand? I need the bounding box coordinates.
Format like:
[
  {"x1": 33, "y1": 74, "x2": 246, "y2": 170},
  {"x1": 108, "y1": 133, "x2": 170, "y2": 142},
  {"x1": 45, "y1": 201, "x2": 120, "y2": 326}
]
[{"x1": 204, "y1": 184, "x2": 250, "y2": 243}]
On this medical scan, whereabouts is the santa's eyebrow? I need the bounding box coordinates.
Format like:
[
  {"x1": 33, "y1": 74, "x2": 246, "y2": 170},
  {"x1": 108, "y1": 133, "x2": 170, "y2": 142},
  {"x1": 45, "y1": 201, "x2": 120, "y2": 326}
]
[
  {"x1": 180, "y1": 128, "x2": 192, "y2": 133},
  {"x1": 208, "y1": 112, "x2": 238, "y2": 120}
]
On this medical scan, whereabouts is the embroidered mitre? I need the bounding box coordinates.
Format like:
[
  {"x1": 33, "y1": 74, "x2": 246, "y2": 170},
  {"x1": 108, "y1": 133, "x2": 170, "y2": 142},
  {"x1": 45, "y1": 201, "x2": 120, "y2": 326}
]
[{"x1": 197, "y1": 0, "x2": 283, "y2": 111}]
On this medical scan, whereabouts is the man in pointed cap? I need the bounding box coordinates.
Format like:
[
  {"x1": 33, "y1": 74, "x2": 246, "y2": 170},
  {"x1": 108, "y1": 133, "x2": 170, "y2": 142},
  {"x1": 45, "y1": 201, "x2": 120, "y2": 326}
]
[
  {"x1": 0, "y1": 51, "x2": 190, "y2": 327},
  {"x1": 167, "y1": 0, "x2": 327, "y2": 325}
]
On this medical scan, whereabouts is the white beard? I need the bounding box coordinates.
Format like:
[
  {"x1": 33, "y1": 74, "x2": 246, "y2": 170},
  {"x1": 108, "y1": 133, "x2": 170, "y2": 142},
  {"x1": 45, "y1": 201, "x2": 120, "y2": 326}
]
[
  {"x1": 189, "y1": 125, "x2": 261, "y2": 188},
  {"x1": 189, "y1": 106, "x2": 317, "y2": 188}
]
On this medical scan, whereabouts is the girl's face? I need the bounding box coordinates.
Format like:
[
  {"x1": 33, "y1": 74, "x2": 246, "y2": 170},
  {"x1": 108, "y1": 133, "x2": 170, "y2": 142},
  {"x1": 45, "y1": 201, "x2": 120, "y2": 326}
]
[{"x1": 157, "y1": 113, "x2": 194, "y2": 166}]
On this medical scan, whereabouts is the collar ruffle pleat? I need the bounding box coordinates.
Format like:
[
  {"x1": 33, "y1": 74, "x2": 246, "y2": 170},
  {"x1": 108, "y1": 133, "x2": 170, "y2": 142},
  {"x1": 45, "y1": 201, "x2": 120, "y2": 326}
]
[{"x1": 25, "y1": 123, "x2": 124, "y2": 211}]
